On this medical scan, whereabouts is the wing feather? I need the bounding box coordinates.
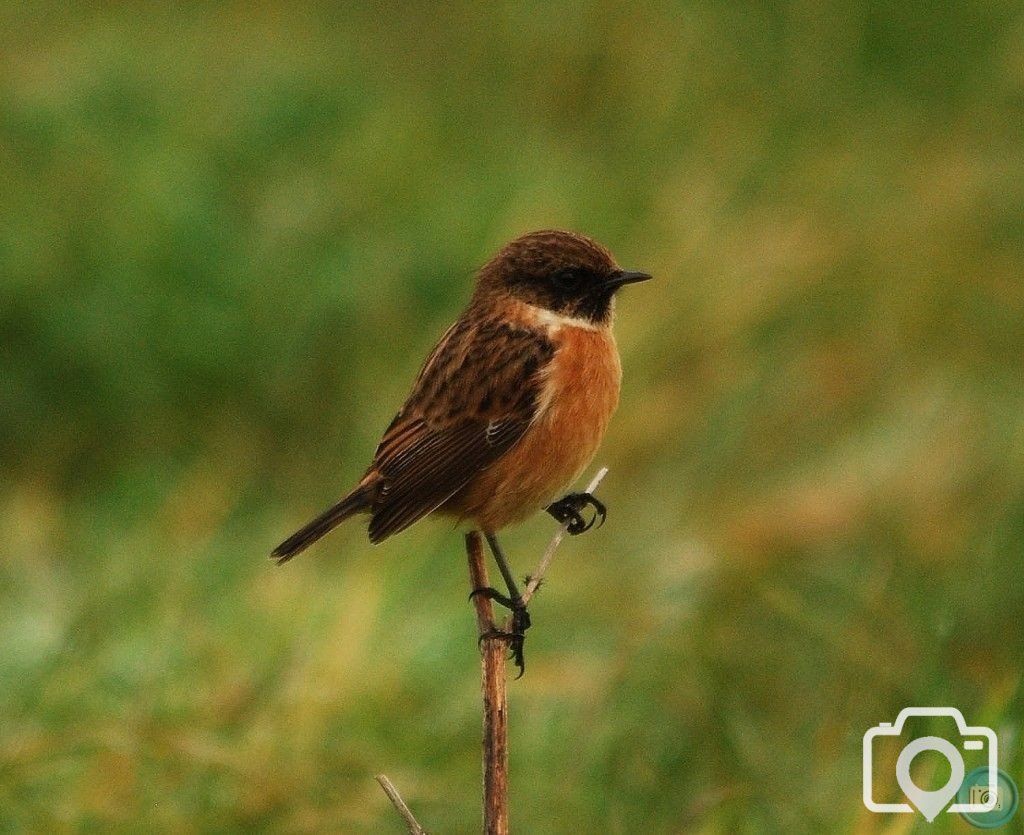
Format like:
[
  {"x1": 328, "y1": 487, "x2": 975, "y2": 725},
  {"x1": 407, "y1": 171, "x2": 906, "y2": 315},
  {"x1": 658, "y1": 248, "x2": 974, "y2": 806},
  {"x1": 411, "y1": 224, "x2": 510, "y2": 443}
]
[{"x1": 364, "y1": 315, "x2": 555, "y2": 542}]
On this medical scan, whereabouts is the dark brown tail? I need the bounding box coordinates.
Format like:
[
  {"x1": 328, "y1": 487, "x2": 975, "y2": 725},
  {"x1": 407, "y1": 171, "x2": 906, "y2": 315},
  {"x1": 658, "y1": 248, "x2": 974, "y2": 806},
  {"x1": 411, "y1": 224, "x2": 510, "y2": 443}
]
[{"x1": 272, "y1": 484, "x2": 372, "y2": 564}]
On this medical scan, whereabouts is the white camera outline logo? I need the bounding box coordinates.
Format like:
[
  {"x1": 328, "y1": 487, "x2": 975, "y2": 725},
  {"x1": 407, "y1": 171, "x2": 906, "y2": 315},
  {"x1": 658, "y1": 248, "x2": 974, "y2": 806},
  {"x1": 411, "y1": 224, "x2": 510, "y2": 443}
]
[{"x1": 863, "y1": 707, "x2": 998, "y2": 816}]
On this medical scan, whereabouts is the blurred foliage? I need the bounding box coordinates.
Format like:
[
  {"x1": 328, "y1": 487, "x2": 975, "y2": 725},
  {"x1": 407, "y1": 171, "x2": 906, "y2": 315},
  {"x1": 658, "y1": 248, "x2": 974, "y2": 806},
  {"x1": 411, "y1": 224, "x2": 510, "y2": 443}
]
[{"x1": 2, "y1": 1, "x2": 1024, "y2": 832}]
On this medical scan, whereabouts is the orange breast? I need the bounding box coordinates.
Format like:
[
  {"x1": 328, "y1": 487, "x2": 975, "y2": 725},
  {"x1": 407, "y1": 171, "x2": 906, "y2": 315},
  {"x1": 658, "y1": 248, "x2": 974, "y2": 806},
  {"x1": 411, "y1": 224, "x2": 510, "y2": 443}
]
[{"x1": 451, "y1": 324, "x2": 621, "y2": 531}]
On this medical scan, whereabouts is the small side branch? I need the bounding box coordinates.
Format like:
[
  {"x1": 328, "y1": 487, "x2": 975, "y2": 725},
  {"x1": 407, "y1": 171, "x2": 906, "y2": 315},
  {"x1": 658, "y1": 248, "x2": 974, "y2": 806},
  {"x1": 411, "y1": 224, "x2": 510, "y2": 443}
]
[
  {"x1": 521, "y1": 466, "x2": 608, "y2": 607},
  {"x1": 466, "y1": 531, "x2": 510, "y2": 835},
  {"x1": 375, "y1": 773, "x2": 428, "y2": 835}
]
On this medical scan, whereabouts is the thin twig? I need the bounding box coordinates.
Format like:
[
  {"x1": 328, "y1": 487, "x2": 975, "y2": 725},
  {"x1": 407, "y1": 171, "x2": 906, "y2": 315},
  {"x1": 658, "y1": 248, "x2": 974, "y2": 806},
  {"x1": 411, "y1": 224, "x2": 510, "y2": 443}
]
[
  {"x1": 521, "y1": 466, "x2": 608, "y2": 607},
  {"x1": 467, "y1": 530, "x2": 497, "y2": 635},
  {"x1": 460, "y1": 470, "x2": 607, "y2": 832},
  {"x1": 375, "y1": 773, "x2": 428, "y2": 835},
  {"x1": 466, "y1": 531, "x2": 510, "y2": 835}
]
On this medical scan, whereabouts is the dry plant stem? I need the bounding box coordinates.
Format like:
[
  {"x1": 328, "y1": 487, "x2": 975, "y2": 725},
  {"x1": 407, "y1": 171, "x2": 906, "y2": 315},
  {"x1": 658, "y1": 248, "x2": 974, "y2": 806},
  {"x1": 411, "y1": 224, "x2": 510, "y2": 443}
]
[
  {"x1": 375, "y1": 774, "x2": 428, "y2": 835},
  {"x1": 520, "y1": 466, "x2": 608, "y2": 607},
  {"x1": 466, "y1": 531, "x2": 510, "y2": 835},
  {"x1": 461, "y1": 468, "x2": 607, "y2": 833}
]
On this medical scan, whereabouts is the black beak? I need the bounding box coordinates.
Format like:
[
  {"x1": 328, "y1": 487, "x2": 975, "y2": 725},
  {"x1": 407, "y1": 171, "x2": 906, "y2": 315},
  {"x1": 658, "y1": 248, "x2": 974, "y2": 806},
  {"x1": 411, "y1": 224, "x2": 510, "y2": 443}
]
[{"x1": 604, "y1": 269, "x2": 653, "y2": 291}]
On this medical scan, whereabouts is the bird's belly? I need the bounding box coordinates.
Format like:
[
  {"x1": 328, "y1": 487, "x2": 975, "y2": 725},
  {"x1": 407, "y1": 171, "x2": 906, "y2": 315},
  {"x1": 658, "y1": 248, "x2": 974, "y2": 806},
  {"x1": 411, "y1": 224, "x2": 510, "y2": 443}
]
[{"x1": 446, "y1": 326, "x2": 621, "y2": 531}]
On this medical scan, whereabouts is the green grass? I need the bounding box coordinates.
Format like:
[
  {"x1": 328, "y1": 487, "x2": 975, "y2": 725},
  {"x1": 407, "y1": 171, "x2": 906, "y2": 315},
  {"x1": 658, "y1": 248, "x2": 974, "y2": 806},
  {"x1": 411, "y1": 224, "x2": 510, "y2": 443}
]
[{"x1": 2, "y1": 2, "x2": 1023, "y2": 832}]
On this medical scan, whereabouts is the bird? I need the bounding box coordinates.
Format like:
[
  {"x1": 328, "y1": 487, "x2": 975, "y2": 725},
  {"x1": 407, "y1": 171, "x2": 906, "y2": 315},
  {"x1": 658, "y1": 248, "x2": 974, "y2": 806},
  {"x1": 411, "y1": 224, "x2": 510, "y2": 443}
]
[{"x1": 272, "y1": 229, "x2": 651, "y2": 671}]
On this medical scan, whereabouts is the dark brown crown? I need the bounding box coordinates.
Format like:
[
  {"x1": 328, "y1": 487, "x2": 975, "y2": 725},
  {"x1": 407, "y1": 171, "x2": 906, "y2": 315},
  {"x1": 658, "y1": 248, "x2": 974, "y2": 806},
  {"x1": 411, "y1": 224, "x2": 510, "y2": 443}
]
[{"x1": 475, "y1": 230, "x2": 640, "y2": 324}]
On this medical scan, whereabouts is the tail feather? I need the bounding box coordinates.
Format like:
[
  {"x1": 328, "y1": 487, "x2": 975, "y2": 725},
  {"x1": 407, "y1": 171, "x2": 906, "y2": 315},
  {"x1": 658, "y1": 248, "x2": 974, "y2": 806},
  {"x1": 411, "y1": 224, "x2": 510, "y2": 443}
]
[{"x1": 272, "y1": 484, "x2": 372, "y2": 564}]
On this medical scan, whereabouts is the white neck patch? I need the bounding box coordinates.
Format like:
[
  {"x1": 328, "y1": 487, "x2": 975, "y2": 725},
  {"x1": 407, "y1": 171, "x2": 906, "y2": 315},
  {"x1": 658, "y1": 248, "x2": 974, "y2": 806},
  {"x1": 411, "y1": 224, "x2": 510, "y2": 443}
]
[{"x1": 523, "y1": 303, "x2": 605, "y2": 333}]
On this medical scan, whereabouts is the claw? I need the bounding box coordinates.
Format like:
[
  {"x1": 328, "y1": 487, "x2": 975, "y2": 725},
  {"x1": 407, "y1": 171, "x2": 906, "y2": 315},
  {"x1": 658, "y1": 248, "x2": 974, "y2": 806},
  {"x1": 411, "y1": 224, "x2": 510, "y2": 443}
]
[
  {"x1": 475, "y1": 599, "x2": 532, "y2": 677},
  {"x1": 469, "y1": 586, "x2": 515, "y2": 609},
  {"x1": 546, "y1": 492, "x2": 608, "y2": 536}
]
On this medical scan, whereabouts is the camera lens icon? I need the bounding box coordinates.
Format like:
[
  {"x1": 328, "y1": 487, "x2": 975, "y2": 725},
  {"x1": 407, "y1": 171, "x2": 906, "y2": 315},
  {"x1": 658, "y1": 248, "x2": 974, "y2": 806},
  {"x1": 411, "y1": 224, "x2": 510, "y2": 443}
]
[
  {"x1": 863, "y1": 707, "x2": 999, "y2": 822},
  {"x1": 894, "y1": 736, "x2": 965, "y2": 821}
]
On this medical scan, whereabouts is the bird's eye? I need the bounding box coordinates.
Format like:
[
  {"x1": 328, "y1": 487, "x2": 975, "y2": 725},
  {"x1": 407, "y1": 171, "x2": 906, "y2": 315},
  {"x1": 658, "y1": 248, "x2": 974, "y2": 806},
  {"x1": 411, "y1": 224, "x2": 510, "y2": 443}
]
[{"x1": 552, "y1": 269, "x2": 584, "y2": 291}]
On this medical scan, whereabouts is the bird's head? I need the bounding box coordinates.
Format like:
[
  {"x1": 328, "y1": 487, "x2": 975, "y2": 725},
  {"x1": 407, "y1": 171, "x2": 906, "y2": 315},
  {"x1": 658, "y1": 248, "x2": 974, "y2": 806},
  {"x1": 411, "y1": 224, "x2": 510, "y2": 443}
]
[{"x1": 475, "y1": 230, "x2": 652, "y2": 325}]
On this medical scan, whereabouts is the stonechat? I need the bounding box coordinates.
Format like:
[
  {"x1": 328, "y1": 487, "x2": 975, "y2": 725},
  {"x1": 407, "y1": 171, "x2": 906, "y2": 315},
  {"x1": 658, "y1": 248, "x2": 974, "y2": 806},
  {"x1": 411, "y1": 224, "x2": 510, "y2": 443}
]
[{"x1": 273, "y1": 229, "x2": 651, "y2": 669}]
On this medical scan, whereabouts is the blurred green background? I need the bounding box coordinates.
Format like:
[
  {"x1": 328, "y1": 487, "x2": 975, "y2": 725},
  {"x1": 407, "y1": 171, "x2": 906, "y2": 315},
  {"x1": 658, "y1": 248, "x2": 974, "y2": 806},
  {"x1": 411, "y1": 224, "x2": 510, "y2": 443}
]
[{"x1": 2, "y1": 2, "x2": 1023, "y2": 832}]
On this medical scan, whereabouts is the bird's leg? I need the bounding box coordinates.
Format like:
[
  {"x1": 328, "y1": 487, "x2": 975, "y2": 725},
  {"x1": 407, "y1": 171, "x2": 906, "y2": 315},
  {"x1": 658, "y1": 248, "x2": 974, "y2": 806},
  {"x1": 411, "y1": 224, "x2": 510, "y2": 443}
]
[
  {"x1": 468, "y1": 531, "x2": 531, "y2": 676},
  {"x1": 484, "y1": 531, "x2": 525, "y2": 607},
  {"x1": 546, "y1": 492, "x2": 607, "y2": 535}
]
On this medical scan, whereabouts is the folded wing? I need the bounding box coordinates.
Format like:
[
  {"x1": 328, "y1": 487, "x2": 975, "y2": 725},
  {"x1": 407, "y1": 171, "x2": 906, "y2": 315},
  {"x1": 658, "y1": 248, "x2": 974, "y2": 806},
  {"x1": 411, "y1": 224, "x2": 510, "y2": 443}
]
[{"x1": 366, "y1": 315, "x2": 555, "y2": 542}]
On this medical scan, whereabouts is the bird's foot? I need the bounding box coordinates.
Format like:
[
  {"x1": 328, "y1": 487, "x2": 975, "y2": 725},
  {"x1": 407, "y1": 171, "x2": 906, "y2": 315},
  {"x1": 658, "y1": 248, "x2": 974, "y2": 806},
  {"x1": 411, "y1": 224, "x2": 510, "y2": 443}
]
[
  {"x1": 471, "y1": 588, "x2": 532, "y2": 677},
  {"x1": 469, "y1": 586, "x2": 515, "y2": 610},
  {"x1": 546, "y1": 492, "x2": 607, "y2": 535}
]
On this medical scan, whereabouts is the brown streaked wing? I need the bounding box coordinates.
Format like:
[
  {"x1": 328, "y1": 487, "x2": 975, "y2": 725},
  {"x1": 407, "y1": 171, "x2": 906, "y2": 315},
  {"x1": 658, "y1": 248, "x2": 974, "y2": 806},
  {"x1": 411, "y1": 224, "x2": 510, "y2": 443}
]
[{"x1": 365, "y1": 315, "x2": 555, "y2": 542}]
